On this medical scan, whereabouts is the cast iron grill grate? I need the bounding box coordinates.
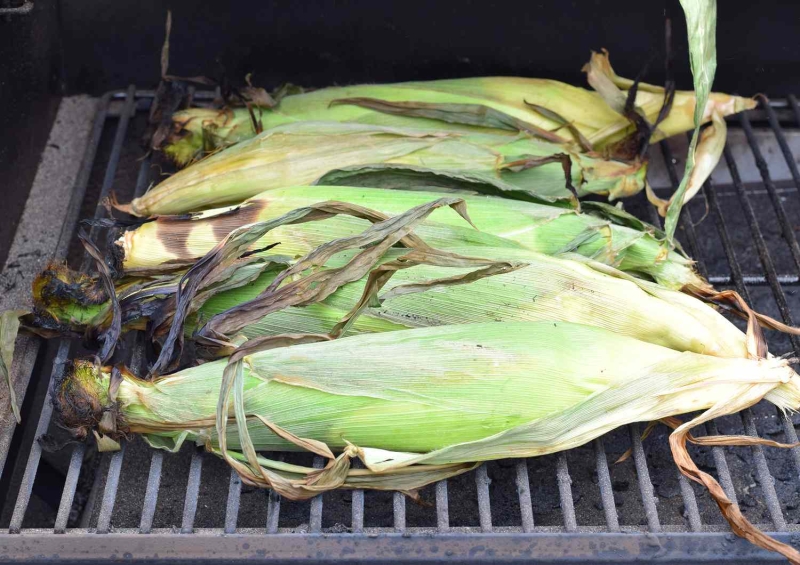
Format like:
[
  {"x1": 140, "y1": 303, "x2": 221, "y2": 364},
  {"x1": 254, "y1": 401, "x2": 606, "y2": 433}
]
[{"x1": 1, "y1": 89, "x2": 800, "y2": 563}]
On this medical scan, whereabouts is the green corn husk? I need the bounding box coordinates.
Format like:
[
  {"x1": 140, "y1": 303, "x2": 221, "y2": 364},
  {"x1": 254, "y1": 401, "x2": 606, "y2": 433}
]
[
  {"x1": 38, "y1": 192, "x2": 799, "y2": 364},
  {"x1": 117, "y1": 185, "x2": 704, "y2": 291},
  {"x1": 192, "y1": 246, "x2": 750, "y2": 359},
  {"x1": 57, "y1": 321, "x2": 800, "y2": 561},
  {"x1": 663, "y1": 0, "x2": 719, "y2": 241},
  {"x1": 33, "y1": 242, "x2": 749, "y2": 360},
  {"x1": 123, "y1": 122, "x2": 647, "y2": 217},
  {"x1": 163, "y1": 51, "x2": 754, "y2": 166}
]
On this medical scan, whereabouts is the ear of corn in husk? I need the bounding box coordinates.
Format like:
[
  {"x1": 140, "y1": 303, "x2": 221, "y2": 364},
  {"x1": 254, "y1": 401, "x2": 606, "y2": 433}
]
[
  {"x1": 57, "y1": 321, "x2": 800, "y2": 477},
  {"x1": 123, "y1": 122, "x2": 647, "y2": 217},
  {"x1": 56, "y1": 321, "x2": 800, "y2": 561},
  {"x1": 163, "y1": 51, "x2": 754, "y2": 167},
  {"x1": 116, "y1": 185, "x2": 704, "y2": 291},
  {"x1": 194, "y1": 245, "x2": 751, "y2": 359},
  {"x1": 29, "y1": 241, "x2": 753, "y2": 362},
  {"x1": 31, "y1": 195, "x2": 756, "y2": 363}
]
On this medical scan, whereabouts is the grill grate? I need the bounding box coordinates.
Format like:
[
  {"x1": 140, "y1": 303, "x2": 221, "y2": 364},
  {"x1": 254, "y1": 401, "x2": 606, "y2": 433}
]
[{"x1": 1, "y1": 89, "x2": 800, "y2": 562}]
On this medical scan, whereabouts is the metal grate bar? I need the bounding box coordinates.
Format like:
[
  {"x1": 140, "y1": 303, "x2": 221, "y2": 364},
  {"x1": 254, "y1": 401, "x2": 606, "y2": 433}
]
[
  {"x1": 393, "y1": 492, "x2": 406, "y2": 532},
  {"x1": 779, "y1": 408, "x2": 800, "y2": 480},
  {"x1": 309, "y1": 457, "x2": 323, "y2": 533},
  {"x1": 435, "y1": 481, "x2": 449, "y2": 532},
  {"x1": 475, "y1": 465, "x2": 492, "y2": 533},
  {"x1": 350, "y1": 490, "x2": 364, "y2": 533},
  {"x1": 54, "y1": 443, "x2": 86, "y2": 534},
  {"x1": 762, "y1": 98, "x2": 800, "y2": 194},
  {"x1": 741, "y1": 411, "x2": 787, "y2": 531},
  {"x1": 739, "y1": 110, "x2": 800, "y2": 274},
  {"x1": 593, "y1": 439, "x2": 620, "y2": 532},
  {"x1": 138, "y1": 452, "x2": 163, "y2": 534},
  {"x1": 676, "y1": 471, "x2": 702, "y2": 532},
  {"x1": 96, "y1": 317, "x2": 148, "y2": 531},
  {"x1": 180, "y1": 451, "x2": 204, "y2": 534},
  {"x1": 703, "y1": 178, "x2": 749, "y2": 297},
  {"x1": 266, "y1": 490, "x2": 281, "y2": 534},
  {"x1": 81, "y1": 85, "x2": 137, "y2": 270},
  {"x1": 350, "y1": 459, "x2": 364, "y2": 533},
  {"x1": 704, "y1": 420, "x2": 738, "y2": 504},
  {"x1": 658, "y1": 141, "x2": 706, "y2": 534},
  {"x1": 8, "y1": 340, "x2": 71, "y2": 533},
  {"x1": 555, "y1": 454, "x2": 577, "y2": 532},
  {"x1": 628, "y1": 423, "x2": 660, "y2": 532},
  {"x1": 514, "y1": 461, "x2": 534, "y2": 533},
  {"x1": 263, "y1": 454, "x2": 283, "y2": 533},
  {"x1": 95, "y1": 445, "x2": 126, "y2": 534},
  {"x1": 224, "y1": 470, "x2": 241, "y2": 534},
  {"x1": 91, "y1": 150, "x2": 152, "y2": 531},
  {"x1": 694, "y1": 171, "x2": 755, "y2": 508},
  {"x1": 707, "y1": 274, "x2": 800, "y2": 286}
]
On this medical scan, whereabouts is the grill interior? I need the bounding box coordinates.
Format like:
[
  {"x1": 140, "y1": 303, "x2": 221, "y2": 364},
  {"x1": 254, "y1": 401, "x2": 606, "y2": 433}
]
[{"x1": 0, "y1": 90, "x2": 799, "y2": 562}]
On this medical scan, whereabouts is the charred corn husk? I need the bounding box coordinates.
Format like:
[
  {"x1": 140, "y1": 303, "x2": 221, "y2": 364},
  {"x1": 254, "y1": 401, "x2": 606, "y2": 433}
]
[
  {"x1": 117, "y1": 185, "x2": 704, "y2": 290},
  {"x1": 163, "y1": 52, "x2": 754, "y2": 166},
  {"x1": 125, "y1": 122, "x2": 647, "y2": 217}
]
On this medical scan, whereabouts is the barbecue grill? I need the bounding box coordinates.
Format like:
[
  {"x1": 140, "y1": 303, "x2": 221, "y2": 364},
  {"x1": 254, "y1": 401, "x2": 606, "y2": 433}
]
[
  {"x1": 3, "y1": 4, "x2": 800, "y2": 564},
  {"x1": 0, "y1": 88, "x2": 798, "y2": 564}
]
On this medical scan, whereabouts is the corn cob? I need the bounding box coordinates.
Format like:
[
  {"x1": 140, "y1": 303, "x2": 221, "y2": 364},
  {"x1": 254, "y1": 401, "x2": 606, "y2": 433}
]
[
  {"x1": 117, "y1": 185, "x2": 703, "y2": 291},
  {"x1": 163, "y1": 51, "x2": 754, "y2": 166},
  {"x1": 124, "y1": 122, "x2": 646, "y2": 217}
]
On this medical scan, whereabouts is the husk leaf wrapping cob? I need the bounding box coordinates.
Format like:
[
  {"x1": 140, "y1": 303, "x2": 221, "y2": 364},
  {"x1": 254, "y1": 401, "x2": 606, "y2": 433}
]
[
  {"x1": 57, "y1": 321, "x2": 800, "y2": 561},
  {"x1": 162, "y1": 51, "x2": 753, "y2": 167},
  {"x1": 115, "y1": 185, "x2": 703, "y2": 290}
]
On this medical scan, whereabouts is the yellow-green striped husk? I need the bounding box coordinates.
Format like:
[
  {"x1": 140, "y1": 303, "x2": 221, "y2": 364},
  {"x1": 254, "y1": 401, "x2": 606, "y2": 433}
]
[{"x1": 117, "y1": 185, "x2": 704, "y2": 291}]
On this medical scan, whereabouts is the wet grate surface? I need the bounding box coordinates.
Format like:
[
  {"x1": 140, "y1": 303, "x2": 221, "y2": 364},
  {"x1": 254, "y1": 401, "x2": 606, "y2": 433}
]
[{"x1": 1, "y1": 90, "x2": 800, "y2": 562}]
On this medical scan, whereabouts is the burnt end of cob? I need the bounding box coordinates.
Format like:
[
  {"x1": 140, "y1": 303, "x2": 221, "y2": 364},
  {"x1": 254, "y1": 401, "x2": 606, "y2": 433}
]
[
  {"x1": 52, "y1": 360, "x2": 121, "y2": 442},
  {"x1": 30, "y1": 263, "x2": 110, "y2": 334}
]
